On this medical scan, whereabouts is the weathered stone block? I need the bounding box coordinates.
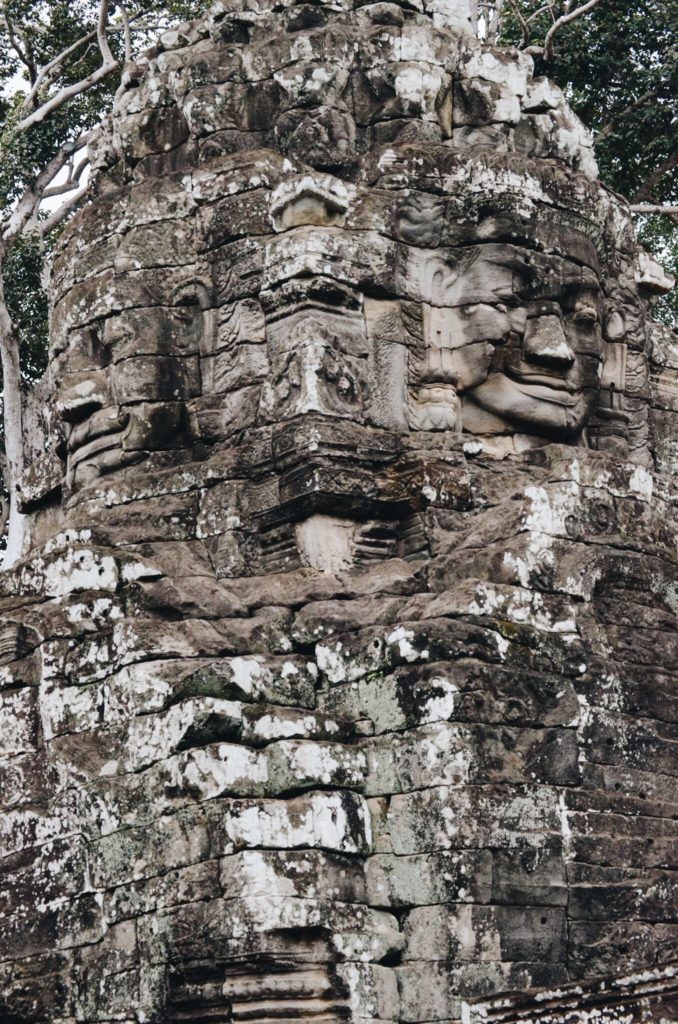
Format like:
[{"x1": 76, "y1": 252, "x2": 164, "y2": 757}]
[
  {"x1": 366, "y1": 850, "x2": 493, "y2": 907},
  {"x1": 209, "y1": 790, "x2": 372, "y2": 856},
  {"x1": 388, "y1": 784, "x2": 560, "y2": 855},
  {"x1": 402, "y1": 904, "x2": 566, "y2": 963},
  {"x1": 0, "y1": 687, "x2": 39, "y2": 755}
]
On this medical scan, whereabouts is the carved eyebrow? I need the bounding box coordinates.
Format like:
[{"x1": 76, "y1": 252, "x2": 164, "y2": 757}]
[{"x1": 566, "y1": 288, "x2": 602, "y2": 313}]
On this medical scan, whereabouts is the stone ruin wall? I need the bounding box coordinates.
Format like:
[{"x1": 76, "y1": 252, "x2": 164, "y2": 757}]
[{"x1": 0, "y1": 0, "x2": 677, "y2": 1022}]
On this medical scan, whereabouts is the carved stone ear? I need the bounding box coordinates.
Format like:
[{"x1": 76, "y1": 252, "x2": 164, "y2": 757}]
[
  {"x1": 635, "y1": 251, "x2": 675, "y2": 294},
  {"x1": 169, "y1": 279, "x2": 217, "y2": 379},
  {"x1": 269, "y1": 175, "x2": 351, "y2": 231},
  {"x1": 604, "y1": 307, "x2": 625, "y2": 342},
  {"x1": 600, "y1": 340, "x2": 627, "y2": 392}
]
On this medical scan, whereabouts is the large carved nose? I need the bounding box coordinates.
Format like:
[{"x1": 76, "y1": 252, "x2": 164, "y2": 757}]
[{"x1": 523, "y1": 314, "x2": 574, "y2": 365}]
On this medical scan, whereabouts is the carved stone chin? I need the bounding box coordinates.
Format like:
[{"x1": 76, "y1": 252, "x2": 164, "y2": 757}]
[
  {"x1": 409, "y1": 383, "x2": 462, "y2": 432},
  {"x1": 3, "y1": 0, "x2": 676, "y2": 1022}
]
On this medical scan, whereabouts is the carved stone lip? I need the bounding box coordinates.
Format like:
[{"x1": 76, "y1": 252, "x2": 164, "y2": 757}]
[
  {"x1": 419, "y1": 371, "x2": 458, "y2": 386},
  {"x1": 67, "y1": 408, "x2": 129, "y2": 468},
  {"x1": 507, "y1": 371, "x2": 578, "y2": 403},
  {"x1": 69, "y1": 430, "x2": 126, "y2": 469}
]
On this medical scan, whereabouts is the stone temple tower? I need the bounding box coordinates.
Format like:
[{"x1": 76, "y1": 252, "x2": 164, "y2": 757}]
[{"x1": 1, "y1": 0, "x2": 677, "y2": 1021}]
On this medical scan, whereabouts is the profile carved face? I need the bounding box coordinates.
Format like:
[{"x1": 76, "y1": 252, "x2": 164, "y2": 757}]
[{"x1": 52, "y1": 275, "x2": 206, "y2": 491}]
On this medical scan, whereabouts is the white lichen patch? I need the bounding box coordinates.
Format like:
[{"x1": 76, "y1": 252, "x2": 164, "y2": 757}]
[
  {"x1": 467, "y1": 582, "x2": 578, "y2": 638},
  {"x1": 522, "y1": 483, "x2": 577, "y2": 537},
  {"x1": 315, "y1": 639, "x2": 384, "y2": 683},
  {"x1": 167, "y1": 744, "x2": 268, "y2": 800},
  {"x1": 628, "y1": 465, "x2": 653, "y2": 502},
  {"x1": 102, "y1": 661, "x2": 175, "y2": 721},
  {"x1": 419, "y1": 724, "x2": 471, "y2": 787},
  {"x1": 120, "y1": 559, "x2": 164, "y2": 583},
  {"x1": 273, "y1": 740, "x2": 366, "y2": 788},
  {"x1": 43, "y1": 548, "x2": 119, "y2": 597},
  {"x1": 224, "y1": 791, "x2": 370, "y2": 855},
  {"x1": 420, "y1": 678, "x2": 458, "y2": 724},
  {"x1": 502, "y1": 529, "x2": 556, "y2": 591},
  {"x1": 386, "y1": 626, "x2": 428, "y2": 663},
  {"x1": 39, "y1": 680, "x2": 103, "y2": 741},
  {"x1": 0, "y1": 688, "x2": 37, "y2": 755},
  {"x1": 394, "y1": 64, "x2": 443, "y2": 118},
  {"x1": 249, "y1": 711, "x2": 339, "y2": 743},
  {"x1": 228, "y1": 656, "x2": 264, "y2": 697},
  {"x1": 66, "y1": 597, "x2": 123, "y2": 628},
  {"x1": 43, "y1": 529, "x2": 93, "y2": 554},
  {"x1": 123, "y1": 698, "x2": 243, "y2": 772},
  {"x1": 494, "y1": 631, "x2": 509, "y2": 659}
]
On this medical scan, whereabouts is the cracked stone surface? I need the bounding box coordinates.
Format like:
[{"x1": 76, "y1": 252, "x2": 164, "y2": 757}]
[{"x1": 1, "y1": 0, "x2": 677, "y2": 1021}]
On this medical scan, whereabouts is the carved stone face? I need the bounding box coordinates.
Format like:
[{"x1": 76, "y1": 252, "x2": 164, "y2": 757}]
[
  {"x1": 50, "y1": 179, "x2": 609, "y2": 501},
  {"x1": 378, "y1": 238, "x2": 604, "y2": 440},
  {"x1": 55, "y1": 307, "x2": 201, "y2": 489},
  {"x1": 50, "y1": 236, "x2": 208, "y2": 490},
  {"x1": 49, "y1": 150, "x2": 618, "y2": 511},
  {"x1": 461, "y1": 252, "x2": 605, "y2": 438}
]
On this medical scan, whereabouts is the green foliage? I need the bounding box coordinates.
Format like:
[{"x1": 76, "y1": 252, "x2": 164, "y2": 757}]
[
  {"x1": 498, "y1": 0, "x2": 678, "y2": 324},
  {"x1": 637, "y1": 217, "x2": 678, "y2": 326},
  {"x1": 3, "y1": 232, "x2": 49, "y2": 381},
  {"x1": 1, "y1": 2, "x2": 119, "y2": 202}
]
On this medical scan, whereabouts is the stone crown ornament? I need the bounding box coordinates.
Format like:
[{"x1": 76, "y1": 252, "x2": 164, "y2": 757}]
[{"x1": 1, "y1": 0, "x2": 676, "y2": 1022}]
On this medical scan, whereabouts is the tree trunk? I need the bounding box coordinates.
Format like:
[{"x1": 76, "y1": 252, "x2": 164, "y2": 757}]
[{"x1": 0, "y1": 269, "x2": 26, "y2": 567}]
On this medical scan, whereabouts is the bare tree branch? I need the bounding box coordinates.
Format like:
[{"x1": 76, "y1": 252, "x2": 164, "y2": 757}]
[
  {"x1": 24, "y1": 29, "x2": 99, "y2": 111},
  {"x1": 543, "y1": 0, "x2": 601, "y2": 57},
  {"x1": 15, "y1": 0, "x2": 118, "y2": 133},
  {"x1": 506, "y1": 0, "x2": 531, "y2": 46},
  {"x1": 96, "y1": 0, "x2": 116, "y2": 67},
  {"x1": 1, "y1": 132, "x2": 93, "y2": 241},
  {"x1": 0, "y1": 272, "x2": 26, "y2": 564},
  {"x1": 39, "y1": 184, "x2": 89, "y2": 235},
  {"x1": 118, "y1": 3, "x2": 133, "y2": 62},
  {"x1": 1, "y1": 4, "x2": 37, "y2": 82},
  {"x1": 524, "y1": 0, "x2": 601, "y2": 58},
  {"x1": 630, "y1": 204, "x2": 678, "y2": 216},
  {"x1": 41, "y1": 156, "x2": 90, "y2": 199},
  {"x1": 596, "y1": 90, "x2": 660, "y2": 139},
  {"x1": 630, "y1": 152, "x2": 678, "y2": 204},
  {"x1": 480, "y1": 0, "x2": 506, "y2": 43},
  {"x1": 527, "y1": 3, "x2": 558, "y2": 26}
]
